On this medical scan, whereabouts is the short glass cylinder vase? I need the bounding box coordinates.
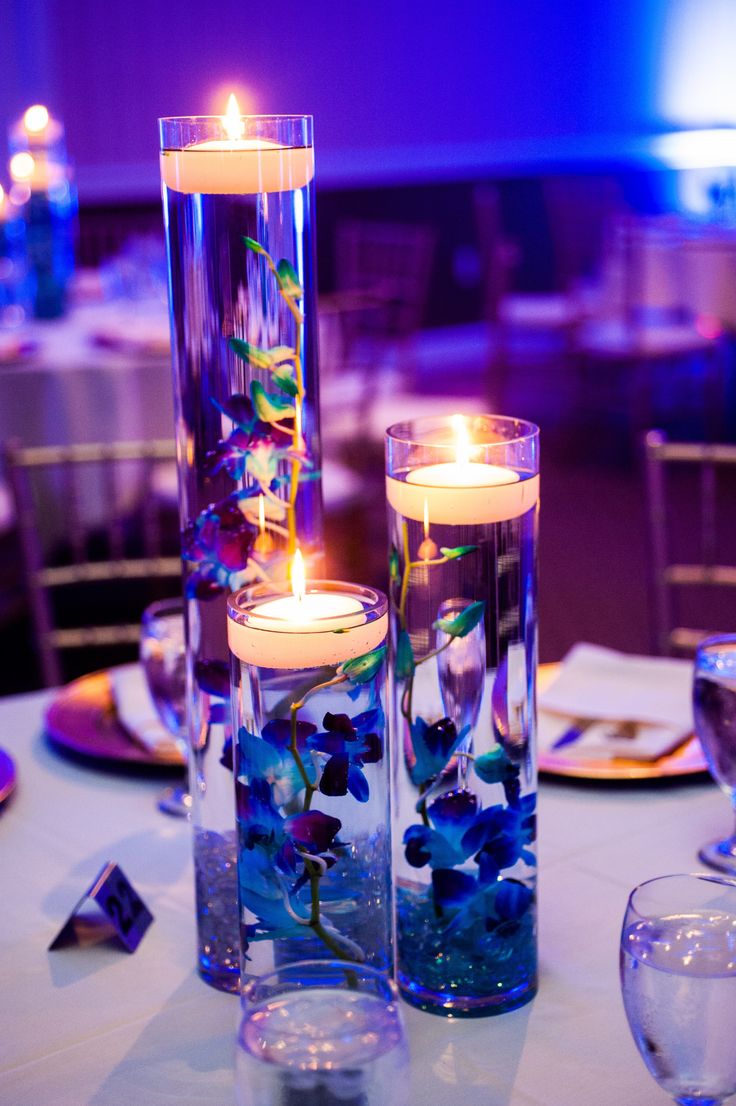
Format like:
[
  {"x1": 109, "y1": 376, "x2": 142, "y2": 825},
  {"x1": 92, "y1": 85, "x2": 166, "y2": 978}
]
[
  {"x1": 227, "y1": 581, "x2": 392, "y2": 986},
  {"x1": 159, "y1": 112, "x2": 325, "y2": 993},
  {"x1": 386, "y1": 414, "x2": 539, "y2": 1016}
]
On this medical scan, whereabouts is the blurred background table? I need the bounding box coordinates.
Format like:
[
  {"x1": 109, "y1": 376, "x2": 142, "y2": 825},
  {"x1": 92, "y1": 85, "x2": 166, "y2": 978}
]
[{"x1": 0, "y1": 680, "x2": 722, "y2": 1105}]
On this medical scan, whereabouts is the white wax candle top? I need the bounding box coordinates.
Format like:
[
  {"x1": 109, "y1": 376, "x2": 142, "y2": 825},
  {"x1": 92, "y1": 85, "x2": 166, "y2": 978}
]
[
  {"x1": 406, "y1": 461, "x2": 520, "y2": 489},
  {"x1": 248, "y1": 592, "x2": 364, "y2": 630}
]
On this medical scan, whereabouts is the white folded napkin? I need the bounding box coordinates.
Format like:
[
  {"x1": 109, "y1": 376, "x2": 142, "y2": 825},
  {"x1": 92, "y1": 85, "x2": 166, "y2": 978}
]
[
  {"x1": 538, "y1": 643, "x2": 694, "y2": 761},
  {"x1": 109, "y1": 664, "x2": 182, "y2": 762}
]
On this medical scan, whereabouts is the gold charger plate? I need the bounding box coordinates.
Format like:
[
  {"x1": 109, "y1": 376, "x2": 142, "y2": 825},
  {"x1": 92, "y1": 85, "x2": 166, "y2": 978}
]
[
  {"x1": 45, "y1": 668, "x2": 186, "y2": 771},
  {"x1": 537, "y1": 662, "x2": 708, "y2": 782}
]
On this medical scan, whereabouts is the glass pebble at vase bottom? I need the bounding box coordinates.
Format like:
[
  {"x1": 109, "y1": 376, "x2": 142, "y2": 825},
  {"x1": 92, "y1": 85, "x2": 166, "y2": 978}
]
[
  {"x1": 620, "y1": 873, "x2": 736, "y2": 1106},
  {"x1": 236, "y1": 961, "x2": 409, "y2": 1106},
  {"x1": 386, "y1": 414, "x2": 539, "y2": 1016},
  {"x1": 228, "y1": 582, "x2": 392, "y2": 983},
  {"x1": 159, "y1": 112, "x2": 325, "y2": 993}
]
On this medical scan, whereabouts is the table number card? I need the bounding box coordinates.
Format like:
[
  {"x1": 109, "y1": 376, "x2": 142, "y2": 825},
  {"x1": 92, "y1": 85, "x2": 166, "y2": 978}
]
[{"x1": 49, "y1": 861, "x2": 153, "y2": 953}]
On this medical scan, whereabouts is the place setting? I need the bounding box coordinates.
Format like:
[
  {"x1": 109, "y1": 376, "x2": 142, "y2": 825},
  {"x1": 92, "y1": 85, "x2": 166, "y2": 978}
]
[{"x1": 2, "y1": 32, "x2": 736, "y2": 1104}]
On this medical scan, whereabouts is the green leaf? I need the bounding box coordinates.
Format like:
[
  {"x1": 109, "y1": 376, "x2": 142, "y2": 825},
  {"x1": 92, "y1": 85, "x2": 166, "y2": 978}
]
[
  {"x1": 473, "y1": 747, "x2": 516, "y2": 785},
  {"x1": 250, "y1": 380, "x2": 294, "y2": 424},
  {"x1": 267, "y1": 345, "x2": 297, "y2": 365},
  {"x1": 242, "y1": 236, "x2": 269, "y2": 257},
  {"x1": 275, "y1": 258, "x2": 303, "y2": 298},
  {"x1": 271, "y1": 364, "x2": 299, "y2": 397},
  {"x1": 433, "y1": 600, "x2": 485, "y2": 639},
  {"x1": 394, "y1": 630, "x2": 415, "y2": 679},
  {"x1": 339, "y1": 645, "x2": 387, "y2": 684},
  {"x1": 388, "y1": 545, "x2": 400, "y2": 584},
  {"x1": 229, "y1": 337, "x2": 273, "y2": 369},
  {"x1": 440, "y1": 544, "x2": 478, "y2": 561}
]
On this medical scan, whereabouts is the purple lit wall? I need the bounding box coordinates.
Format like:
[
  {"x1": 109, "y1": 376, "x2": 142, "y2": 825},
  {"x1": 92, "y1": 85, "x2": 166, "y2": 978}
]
[{"x1": 1, "y1": 0, "x2": 731, "y2": 202}]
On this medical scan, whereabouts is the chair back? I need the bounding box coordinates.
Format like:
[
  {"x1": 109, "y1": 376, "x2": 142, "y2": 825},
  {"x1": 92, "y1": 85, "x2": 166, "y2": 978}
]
[
  {"x1": 645, "y1": 429, "x2": 736, "y2": 655},
  {"x1": 3, "y1": 438, "x2": 181, "y2": 686},
  {"x1": 333, "y1": 217, "x2": 436, "y2": 351}
]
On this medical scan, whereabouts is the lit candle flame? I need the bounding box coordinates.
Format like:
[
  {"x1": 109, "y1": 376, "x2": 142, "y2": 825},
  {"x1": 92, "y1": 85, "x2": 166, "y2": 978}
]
[
  {"x1": 23, "y1": 104, "x2": 49, "y2": 134},
  {"x1": 258, "y1": 493, "x2": 266, "y2": 535},
  {"x1": 9, "y1": 152, "x2": 35, "y2": 182},
  {"x1": 290, "y1": 548, "x2": 306, "y2": 604},
  {"x1": 451, "y1": 414, "x2": 472, "y2": 466},
  {"x1": 222, "y1": 93, "x2": 244, "y2": 142}
]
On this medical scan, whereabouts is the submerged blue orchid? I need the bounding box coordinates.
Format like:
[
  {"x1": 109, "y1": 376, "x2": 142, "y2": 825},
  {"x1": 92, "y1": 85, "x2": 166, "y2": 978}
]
[
  {"x1": 409, "y1": 716, "x2": 469, "y2": 787},
  {"x1": 307, "y1": 708, "x2": 384, "y2": 802},
  {"x1": 182, "y1": 494, "x2": 257, "y2": 600},
  {"x1": 237, "y1": 722, "x2": 317, "y2": 806},
  {"x1": 404, "y1": 788, "x2": 478, "y2": 869}
]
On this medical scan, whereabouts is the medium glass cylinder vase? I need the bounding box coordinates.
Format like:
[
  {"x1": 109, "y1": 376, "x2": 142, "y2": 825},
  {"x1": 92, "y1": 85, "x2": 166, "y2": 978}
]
[
  {"x1": 227, "y1": 580, "x2": 392, "y2": 987},
  {"x1": 385, "y1": 414, "x2": 539, "y2": 1016},
  {"x1": 159, "y1": 112, "x2": 324, "y2": 993}
]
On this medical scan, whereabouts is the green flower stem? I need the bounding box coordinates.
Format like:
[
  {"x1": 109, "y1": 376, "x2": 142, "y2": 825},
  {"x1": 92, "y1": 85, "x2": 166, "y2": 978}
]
[
  {"x1": 289, "y1": 673, "x2": 346, "y2": 812},
  {"x1": 417, "y1": 792, "x2": 430, "y2": 829},
  {"x1": 254, "y1": 244, "x2": 305, "y2": 557}
]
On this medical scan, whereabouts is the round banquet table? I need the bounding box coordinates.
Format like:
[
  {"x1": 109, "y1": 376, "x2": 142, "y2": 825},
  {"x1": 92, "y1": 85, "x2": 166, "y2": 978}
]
[{"x1": 0, "y1": 681, "x2": 725, "y2": 1106}]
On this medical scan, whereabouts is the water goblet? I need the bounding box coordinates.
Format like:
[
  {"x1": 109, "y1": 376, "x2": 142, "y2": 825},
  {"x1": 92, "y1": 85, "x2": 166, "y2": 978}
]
[
  {"x1": 693, "y1": 634, "x2": 736, "y2": 874},
  {"x1": 140, "y1": 597, "x2": 190, "y2": 817},
  {"x1": 236, "y1": 960, "x2": 409, "y2": 1106},
  {"x1": 620, "y1": 873, "x2": 736, "y2": 1106}
]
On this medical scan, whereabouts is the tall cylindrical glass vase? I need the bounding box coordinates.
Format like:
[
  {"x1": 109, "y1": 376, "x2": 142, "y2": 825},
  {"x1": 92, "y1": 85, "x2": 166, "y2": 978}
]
[
  {"x1": 386, "y1": 414, "x2": 539, "y2": 1016},
  {"x1": 228, "y1": 581, "x2": 392, "y2": 986},
  {"x1": 159, "y1": 112, "x2": 324, "y2": 993}
]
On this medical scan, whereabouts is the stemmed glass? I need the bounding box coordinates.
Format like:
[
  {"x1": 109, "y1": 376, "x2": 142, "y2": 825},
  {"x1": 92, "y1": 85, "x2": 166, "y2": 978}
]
[
  {"x1": 140, "y1": 597, "x2": 190, "y2": 817},
  {"x1": 620, "y1": 873, "x2": 736, "y2": 1106},
  {"x1": 693, "y1": 635, "x2": 736, "y2": 873},
  {"x1": 236, "y1": 960, "x2": 409, "y2": 1106}
]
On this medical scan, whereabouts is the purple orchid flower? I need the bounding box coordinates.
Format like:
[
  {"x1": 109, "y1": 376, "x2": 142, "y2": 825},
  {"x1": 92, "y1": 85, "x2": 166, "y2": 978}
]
[
  {"x1": 307, "y1": 708, "x2": 384, "y2": 803},
  {"x1": 182, "y1": 494, "x2": 256, "y2": 600},
  {"x1": 404, "y1": 788, "x2": 478, "y2": 870}
]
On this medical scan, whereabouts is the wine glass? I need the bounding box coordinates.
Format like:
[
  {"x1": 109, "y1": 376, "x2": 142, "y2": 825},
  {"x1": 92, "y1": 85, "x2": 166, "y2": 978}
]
[
  {"x1": 236, "y1": 960, "x2": 409, "y2": 1106},
  {"x1": 620, "y1": 873, "x2": 736, "y2": 1106},
  {"x1": 140, "y1": 597, "x2": 190, "y2": 817},
  {"x1": 435, "y1": 597, "x2": 485, "y2": 787},
  {"x1": 693, "y1": 634, "x2": 736, "y2": 873}
]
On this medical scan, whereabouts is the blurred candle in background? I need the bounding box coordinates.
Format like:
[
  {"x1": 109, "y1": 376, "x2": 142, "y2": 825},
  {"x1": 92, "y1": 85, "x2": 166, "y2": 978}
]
[{"x1": 6, "y1": 104, "x2": 77, "y2": 318}]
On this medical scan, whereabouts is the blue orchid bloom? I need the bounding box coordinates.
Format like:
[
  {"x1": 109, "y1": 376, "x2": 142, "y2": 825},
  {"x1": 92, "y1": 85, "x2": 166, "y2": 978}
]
[
  {"x1": 404, "y1": 789, "x2": 478, "y2": 870},
  {"x1": 238, "y1": 721, "x2": 318, "y2": 809},
  {"x1": 409, "y1": 716, "x2": 469, "y2": 787},
  {"x1": 307, "y1": 708, "x2": 383, "y2": 803}
]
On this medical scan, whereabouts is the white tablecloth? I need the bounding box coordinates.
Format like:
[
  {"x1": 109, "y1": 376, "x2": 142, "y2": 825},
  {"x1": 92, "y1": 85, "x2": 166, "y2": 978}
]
[
  {"x1": 0, "y1": 683, "x2": 724, "y2": 1105},
  {"x1": 0, "y1": 303, "x2": 174, "y2": 453}
]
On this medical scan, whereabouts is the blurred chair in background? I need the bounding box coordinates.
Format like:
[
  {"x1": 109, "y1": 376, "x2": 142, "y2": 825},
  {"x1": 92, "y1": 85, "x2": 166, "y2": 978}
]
[
  {"x1": 329, "y1": 217, "x2": 436, "y2": 377},
  {"x1": 4, "y1": 438, "x2": 181, "y2": 686},
  {"x1": 573, "y1": 215, "x2": 723, "y2": 440},
  {"x1": 644, "y1": 429, "x2": 736, "y2": 656},
  {"x1": 474, "y1": 178, "x2": 623, "y2": 404}
]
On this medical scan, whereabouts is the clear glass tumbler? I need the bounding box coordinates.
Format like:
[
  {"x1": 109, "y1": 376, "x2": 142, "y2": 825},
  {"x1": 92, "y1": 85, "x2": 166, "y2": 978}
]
[
  {"x1": 620, "y1": 873, "x2": 736, "y2": 1106},
  {"x1": 236, "y1": 960, "x2": 409, "y2": 1106}
]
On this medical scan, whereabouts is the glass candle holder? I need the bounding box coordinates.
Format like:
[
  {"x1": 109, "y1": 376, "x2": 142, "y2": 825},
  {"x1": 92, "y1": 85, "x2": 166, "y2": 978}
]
[
  {"x1": 8, "y1": 107, "x2": 76, "y2": 320},
  {"x1": 228, "y1": 581, "x2": 392, "y2": 986},
  {"x1": 386, "y1": 413, "x2": 539, "y2": 1016},
  {"x1": 159, "y1": 111, "x2": 325, "y2": 993}
]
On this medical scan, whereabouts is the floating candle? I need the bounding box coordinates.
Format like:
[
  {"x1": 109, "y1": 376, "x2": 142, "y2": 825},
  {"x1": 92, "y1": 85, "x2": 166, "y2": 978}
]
[
  {"x1": 160, "y1": 95, "x2": 314, "y2": 196},
  {"x1": 227, "y1": 552, "x2": 387, "y2": 669},
  {"x1": 386, "y1": 415, "x2": 539, "y2": 525}
]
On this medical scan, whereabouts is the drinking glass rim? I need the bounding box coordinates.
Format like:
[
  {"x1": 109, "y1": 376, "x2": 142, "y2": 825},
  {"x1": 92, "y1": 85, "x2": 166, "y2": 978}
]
[
  {"x1": 141, "y1": 596, "x2": 185, "y2": 623},
  {"x1": 696, "y1": 632, "x2": 736, "y2": 657},
  {"x1": 241, "y1": 958, "x2": 400, "y2": 1007},
  {"x1": 626, "y1": 871, "x2": 736, "y2": 920}
]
